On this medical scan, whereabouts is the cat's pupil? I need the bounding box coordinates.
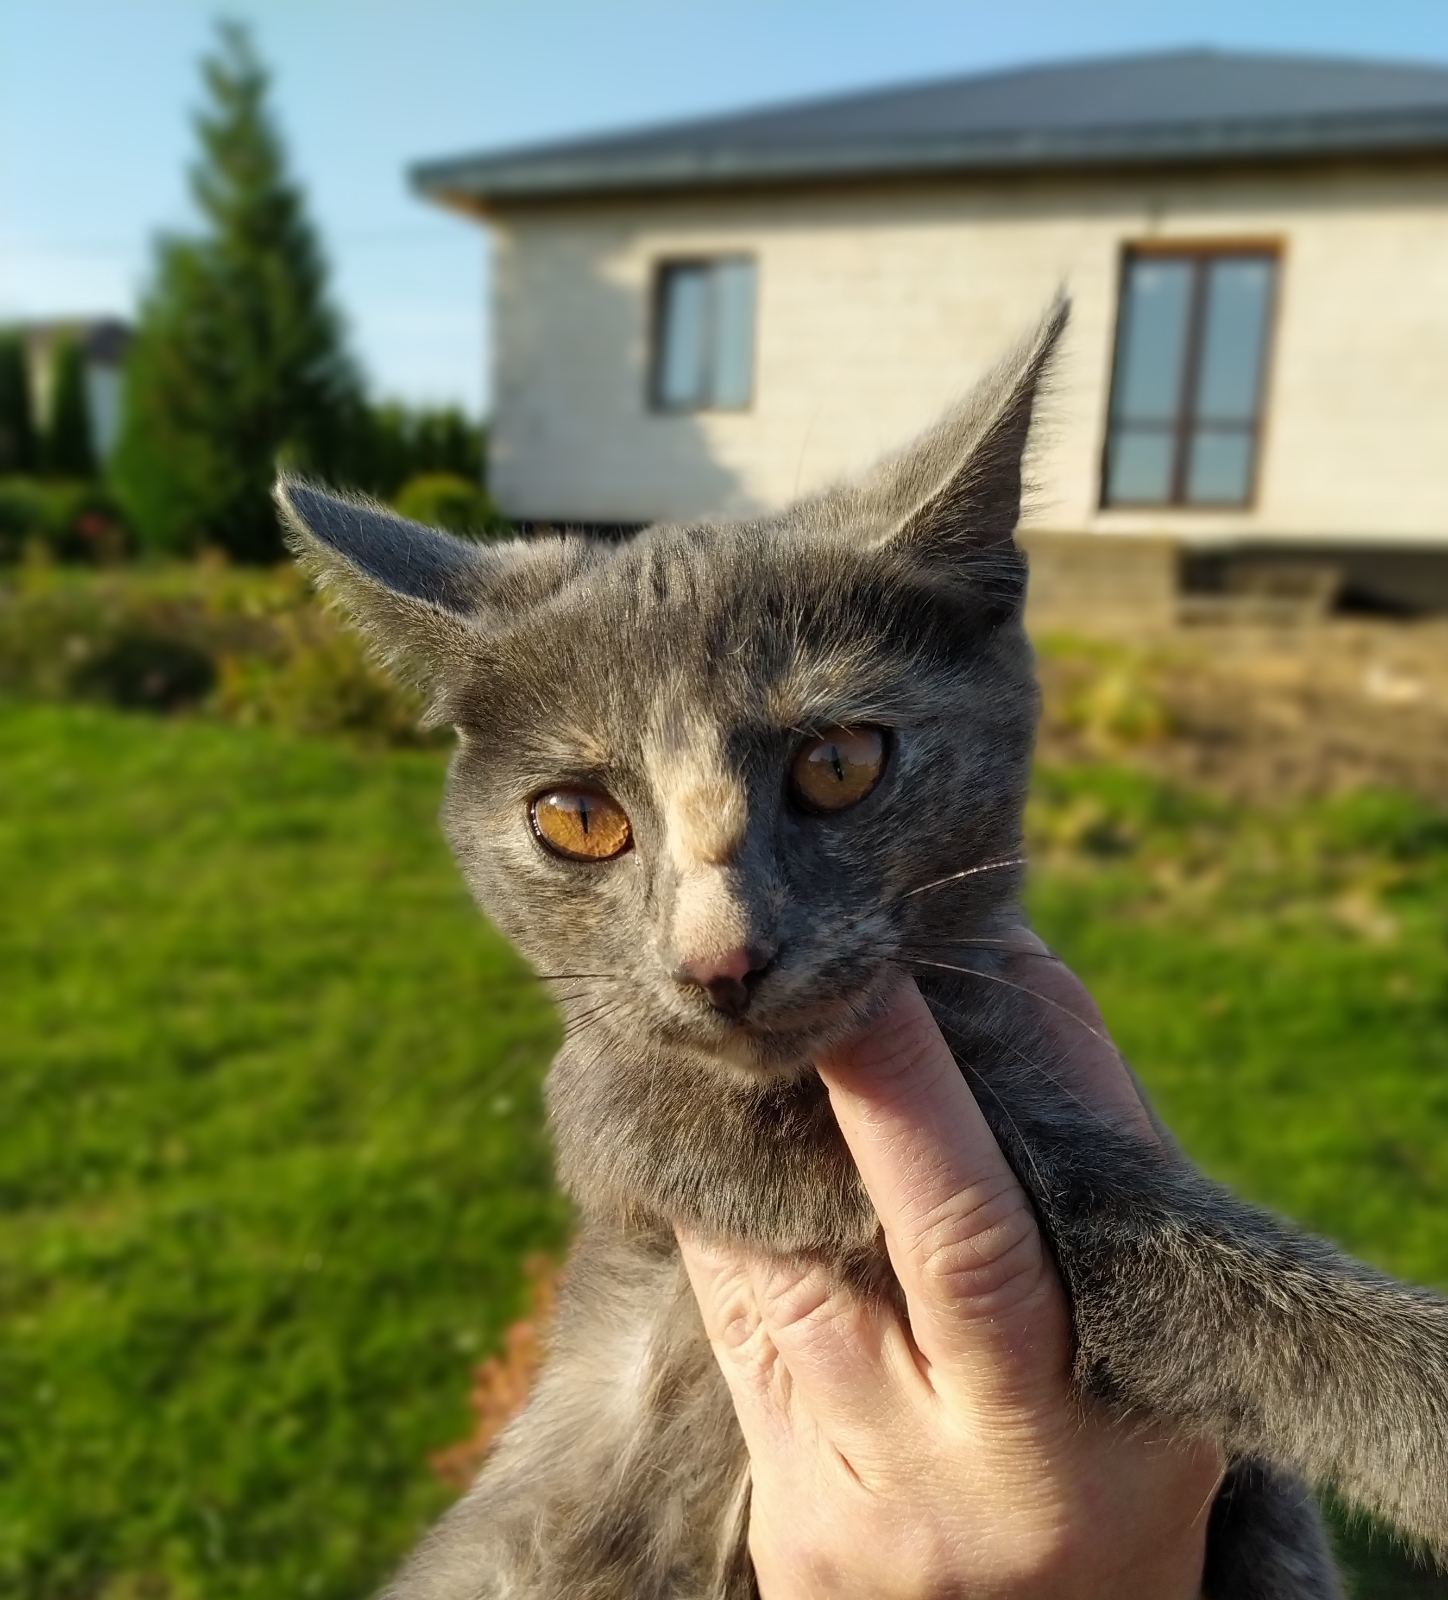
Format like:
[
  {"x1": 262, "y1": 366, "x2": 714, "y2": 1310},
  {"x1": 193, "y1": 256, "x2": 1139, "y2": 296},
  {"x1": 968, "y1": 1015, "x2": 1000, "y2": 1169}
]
[
  {"x1": 530, "y1": 787, "x2": 632, "y2": 862},
  {"x1": 788, "y1": 726, "x2": 887, "y2": 814}
]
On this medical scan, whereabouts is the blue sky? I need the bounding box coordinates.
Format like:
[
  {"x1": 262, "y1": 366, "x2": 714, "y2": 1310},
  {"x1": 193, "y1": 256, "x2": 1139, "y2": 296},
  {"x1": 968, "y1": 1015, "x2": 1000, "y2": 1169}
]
[{"x1": 5, "y1": 0, "x2": 1448, "y2": 415}]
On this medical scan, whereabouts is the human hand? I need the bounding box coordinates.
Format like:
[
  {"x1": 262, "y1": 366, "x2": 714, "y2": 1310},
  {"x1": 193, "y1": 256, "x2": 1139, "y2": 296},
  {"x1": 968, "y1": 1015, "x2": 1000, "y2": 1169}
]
[{"x1": 678, "y1": 942, "x2": 1223, "y2": 1599}]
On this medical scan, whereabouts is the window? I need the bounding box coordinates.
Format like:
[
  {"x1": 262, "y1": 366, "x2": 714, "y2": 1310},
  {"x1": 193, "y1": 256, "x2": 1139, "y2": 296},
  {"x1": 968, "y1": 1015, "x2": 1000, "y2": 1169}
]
[
  {"x1": 1102, "y1": 247, "x2": 1278, "y2": 508},
  {"x1": 650, "y1": 257, "x2": 756, "y2": 411}
]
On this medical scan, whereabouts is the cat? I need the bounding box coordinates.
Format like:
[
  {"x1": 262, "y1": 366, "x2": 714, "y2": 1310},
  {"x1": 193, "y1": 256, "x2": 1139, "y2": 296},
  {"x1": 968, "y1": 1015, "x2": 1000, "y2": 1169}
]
[{"x1": 276, "y1": 298, "x2": 1447, "y2": 1600}]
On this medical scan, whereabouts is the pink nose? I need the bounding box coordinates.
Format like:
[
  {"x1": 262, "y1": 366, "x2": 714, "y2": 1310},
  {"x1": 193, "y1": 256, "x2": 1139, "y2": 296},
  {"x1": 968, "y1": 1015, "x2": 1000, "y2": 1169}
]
[{"x1": 674, "y1": 945, "x2": 775, "y2": 1018}]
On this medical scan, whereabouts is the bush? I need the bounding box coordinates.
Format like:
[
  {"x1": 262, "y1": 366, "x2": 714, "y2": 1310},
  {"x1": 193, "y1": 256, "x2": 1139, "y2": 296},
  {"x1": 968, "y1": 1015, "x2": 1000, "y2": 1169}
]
[
  {"x1": 0, "y1": 477, "x2": 47, "y2": 563},
  {"x1": 0, "y1": 569, "x2": 218, "y2": 709},
  {"x1": 0, "y1": 476, "x2": 132, "y2": 564},
  {"x1": 0, "y1": 563, "x2": 431, "y2": 742},
  {"x1": 343, "y1": 403, "x2": 487, "y2": 498},
  {"x1": 47, "y1": 482, "x2": 132, "y2": 563},
  {"x1": 214, "y1": 618, "x2": 431, "y2": 744},
  {"x1": 394, "y1": 472, "x2": 508, "y2": 539},
  {"x1": 67, "y1": 628, "x2": 216, "y2": 710},
  {"x1": 1, "y1": 578, "x2": 179, "y2": 709}
]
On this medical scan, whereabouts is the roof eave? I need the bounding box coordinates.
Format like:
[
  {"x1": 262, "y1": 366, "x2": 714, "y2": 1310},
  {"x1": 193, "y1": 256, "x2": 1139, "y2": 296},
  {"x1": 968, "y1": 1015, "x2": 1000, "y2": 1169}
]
[{"x1": 411, "y1": 110, "x2": 1448, "y2": 210}]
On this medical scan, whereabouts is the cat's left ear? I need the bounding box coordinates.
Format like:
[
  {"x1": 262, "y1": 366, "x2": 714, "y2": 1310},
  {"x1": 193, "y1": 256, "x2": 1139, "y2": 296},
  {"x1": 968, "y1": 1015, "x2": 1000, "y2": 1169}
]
[
  {"x1": 859, "y1": 295, "x2": 1068, "y2": 571},
  {"x1": 275, "y1": 477, "x2": 589, "y2": 716}
]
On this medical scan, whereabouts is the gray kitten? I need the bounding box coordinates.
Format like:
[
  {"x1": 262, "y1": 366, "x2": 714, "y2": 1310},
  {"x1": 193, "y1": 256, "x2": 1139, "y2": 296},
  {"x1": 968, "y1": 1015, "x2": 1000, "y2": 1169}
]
[{"x1": 276, "y1": 300, "x2": 1447, "y2": 1600}]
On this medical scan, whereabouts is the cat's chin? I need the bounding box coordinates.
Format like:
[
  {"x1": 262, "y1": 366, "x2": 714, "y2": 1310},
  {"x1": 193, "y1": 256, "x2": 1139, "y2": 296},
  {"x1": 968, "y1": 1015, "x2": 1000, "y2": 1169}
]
[
  {"x1": 651, "y1": 986, "x2": 889, "y2": 1085},
  {"x1": 696, "y1": 1027, "x2": 819, "y2": 1085}
]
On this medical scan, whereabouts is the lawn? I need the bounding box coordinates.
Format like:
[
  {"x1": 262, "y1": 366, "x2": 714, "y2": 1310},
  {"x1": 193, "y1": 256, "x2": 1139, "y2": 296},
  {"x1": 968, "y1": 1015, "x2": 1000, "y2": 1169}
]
[
  {"x1": 2, "y1": 701, "x2": 1445, "y2": 1598},
  {"x1": 0, "y1": 704, "x2": 567, "y2": 1599}
]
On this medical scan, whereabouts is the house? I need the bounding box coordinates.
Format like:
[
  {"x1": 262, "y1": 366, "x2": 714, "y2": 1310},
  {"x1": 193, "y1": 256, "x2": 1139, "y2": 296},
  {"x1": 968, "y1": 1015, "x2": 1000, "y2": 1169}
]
[
  {"x1": 413, "y1": 49, "x2": 1448, "y2": 613},
  {"x1": 22, "y1": 318, "x2": 133, "y2": 461}
]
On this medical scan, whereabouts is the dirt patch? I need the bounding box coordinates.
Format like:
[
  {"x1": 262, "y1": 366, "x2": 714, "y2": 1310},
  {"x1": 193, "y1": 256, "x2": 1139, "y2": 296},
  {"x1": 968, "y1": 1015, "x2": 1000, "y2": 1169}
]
[{"x1": 1037, "y1": 621, "x2": 1448, "y2": 807}]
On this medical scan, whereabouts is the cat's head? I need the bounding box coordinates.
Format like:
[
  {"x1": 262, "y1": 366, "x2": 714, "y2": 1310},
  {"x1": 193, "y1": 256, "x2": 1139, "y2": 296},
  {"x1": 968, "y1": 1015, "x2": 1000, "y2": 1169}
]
[{"x1": 277, "y1": 300, "x2": 1064, "y2": 1083}]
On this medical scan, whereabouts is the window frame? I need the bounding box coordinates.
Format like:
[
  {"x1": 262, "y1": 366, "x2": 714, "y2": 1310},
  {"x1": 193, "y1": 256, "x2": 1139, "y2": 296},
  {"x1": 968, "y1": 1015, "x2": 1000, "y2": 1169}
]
[
  {"x1": 647, "y1": 254, "x2": 758, "y2": 415},
  {"x1": 1099, "y1": 240, "x2": 1282, "y2": 512}
]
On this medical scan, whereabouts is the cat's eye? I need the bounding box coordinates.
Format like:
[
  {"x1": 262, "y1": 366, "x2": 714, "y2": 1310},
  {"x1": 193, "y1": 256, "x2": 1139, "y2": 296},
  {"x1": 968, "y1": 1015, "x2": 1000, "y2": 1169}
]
[
  {"x1": 788, "y1": 726, "x2": 888, "y2": 814},
  {"x1": 530, "y1": 787, "x2": 633, "y2": 862}
]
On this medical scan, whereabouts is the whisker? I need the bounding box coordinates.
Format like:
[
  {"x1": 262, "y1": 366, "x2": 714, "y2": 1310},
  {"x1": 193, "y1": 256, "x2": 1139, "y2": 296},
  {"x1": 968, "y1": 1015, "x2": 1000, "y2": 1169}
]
[
  {"x1": 822, "y1": 852, "x2": 1031, "y2": 955},
  {"x1": 977, "y1": 1028, "x2": 1134, "y2": 1141},
  {"x1": 645, "y1": 1033, "x2": 663, "y2": 1128},
  {"x1": 536, "y1": 978, "x2": 626, "y2": 1011},
  {"x1": 562, "y1": 995, "x2": 634, "y2": 1046},
  {"x1": 903, "y1": 939, "x2": 1059, "y2": 961},
  {"x1": 928, "y1": 996, "x2": 1132, "y2": 1143},
  {"x1": 553, "y1": 980, "x2": 614, "y2": 1000},
  {"x1": 584, "y1": 1002, "x2": 629, "y2": 1046},
  {"x1": 898, "y1": 856, "x2": 1028, "y2": 902},
  {"x1": 555, "y1": 994, "x2": 609, "y2": 1015},
  {"x1": 550, "y1": 985, "x2": 608, "y2": 1011},
  {"x1": 527, "y1": 971, "x2": 623, "y2": 983},
  {"x1": 956, "y1": 1058, "x2": 1051, "y2": 1199},
  {"x1": 476, "y1": 974, "x2": 619, "y2": 1006},
  {"x1": 522, "y1": 982, "x2": 604, "y2": 1009},
  {"x1": 561, "y1": 999, "x2": 621, "y2": 1038},
  {"x1": 561, "y1": 1018, "x2": 610, "y2": 1047},
  {"x1": 904, "y1": 958, "x2": 1112, "y2": 1047}
]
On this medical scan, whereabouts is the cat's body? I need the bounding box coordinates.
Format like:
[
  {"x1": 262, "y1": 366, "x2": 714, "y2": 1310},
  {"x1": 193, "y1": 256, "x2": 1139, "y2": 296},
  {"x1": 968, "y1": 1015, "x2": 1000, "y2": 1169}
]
[{"x1": 277, "y1": 301, "x2": 1447, "y2": 1599}]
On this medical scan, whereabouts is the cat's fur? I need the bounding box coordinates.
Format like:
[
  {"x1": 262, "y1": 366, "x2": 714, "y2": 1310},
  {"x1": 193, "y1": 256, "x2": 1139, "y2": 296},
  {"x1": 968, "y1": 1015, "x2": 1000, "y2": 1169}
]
[{"x1": 276, "y1": 299, "x2": 1447, "y2": 1599}]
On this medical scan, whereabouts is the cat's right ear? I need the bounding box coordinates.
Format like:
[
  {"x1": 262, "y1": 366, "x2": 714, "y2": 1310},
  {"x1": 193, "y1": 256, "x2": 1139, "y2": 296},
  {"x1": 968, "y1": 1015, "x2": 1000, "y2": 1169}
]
[
  {"x1": 846, "y1": 297, "x2": 1068, "y2": 604},
  {"x1": 274, "y1": 477, "x2": 574, "y2": 715}
]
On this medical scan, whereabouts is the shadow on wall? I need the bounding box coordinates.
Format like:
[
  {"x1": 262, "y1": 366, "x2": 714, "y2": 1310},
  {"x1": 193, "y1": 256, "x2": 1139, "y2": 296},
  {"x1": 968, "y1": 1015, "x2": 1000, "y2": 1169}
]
[
  {"x1": 486, "y1": 196, "x2": 1091, "y2": 534},
  {"x1": 490, "y1": 235, "x2": 753, "y2": 531}
]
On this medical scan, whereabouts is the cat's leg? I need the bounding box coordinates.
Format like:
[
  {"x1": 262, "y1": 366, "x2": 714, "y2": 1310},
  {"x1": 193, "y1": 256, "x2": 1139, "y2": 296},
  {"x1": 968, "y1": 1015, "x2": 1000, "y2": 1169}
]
[
  {"x1": 1038, "y1": 1132, "x2": 1448, "y2": 1570},
  {"x1": 1203, "y1": 1462, "x2": 1344, "y2": 1600},
  {"x1": 943, "y1": 982, "x2": 1443, "y2": 1575},
  {"x1": 379, "y1": 1228, "x2": 748, "y2": 1600}
]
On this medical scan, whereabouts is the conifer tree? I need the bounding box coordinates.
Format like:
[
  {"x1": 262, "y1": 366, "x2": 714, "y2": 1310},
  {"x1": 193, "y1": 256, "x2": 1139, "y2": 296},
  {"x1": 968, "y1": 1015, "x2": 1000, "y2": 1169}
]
[
  {"x1": 0, "y1": 331, "x2": 37, "y2": 475},
  {"x1": 113, "y1": 22, "x2": 361, "y2": 558},
  {"x1": 44, "y1": 337, "x2": 96, "y2": 477}
]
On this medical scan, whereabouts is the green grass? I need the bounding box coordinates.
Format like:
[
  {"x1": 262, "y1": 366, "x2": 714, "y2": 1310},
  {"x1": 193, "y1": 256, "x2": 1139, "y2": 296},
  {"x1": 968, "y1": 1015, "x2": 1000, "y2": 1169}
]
[
  {"x1": 2, "y1": 702, "x2": 1445, "y2": 1598},
  {"x1": 1031, "y1": 765, "x2": 1448, "y2": 1291},
  {"x1": 0, "y1": 703, "x2": 568, "y2": 1599}
]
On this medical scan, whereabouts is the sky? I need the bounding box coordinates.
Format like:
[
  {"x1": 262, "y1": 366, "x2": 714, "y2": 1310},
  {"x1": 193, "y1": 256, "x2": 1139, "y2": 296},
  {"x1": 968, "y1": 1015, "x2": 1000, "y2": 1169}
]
[{"x1": 5, "y1": 1, "x2": 1448, "y2": 416}]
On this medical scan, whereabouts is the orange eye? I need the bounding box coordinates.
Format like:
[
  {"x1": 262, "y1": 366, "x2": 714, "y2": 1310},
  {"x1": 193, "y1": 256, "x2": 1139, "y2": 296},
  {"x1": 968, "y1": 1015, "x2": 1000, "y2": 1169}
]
[
  {"x1": 789, "y1": 726, "x2": 887, "y2": 814},
  {"x1": 530, "y1": 787, "x2": 632, "y2": 862}
]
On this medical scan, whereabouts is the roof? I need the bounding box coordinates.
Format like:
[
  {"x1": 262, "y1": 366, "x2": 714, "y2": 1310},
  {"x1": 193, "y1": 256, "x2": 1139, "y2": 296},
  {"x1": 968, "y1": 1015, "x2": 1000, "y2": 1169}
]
[
  {"x1": 413, "y1": 47, "x2": 1448, "y2": 207},
  {"x1": 20, "y1": 317, "x2": 133, "y2": 365}
]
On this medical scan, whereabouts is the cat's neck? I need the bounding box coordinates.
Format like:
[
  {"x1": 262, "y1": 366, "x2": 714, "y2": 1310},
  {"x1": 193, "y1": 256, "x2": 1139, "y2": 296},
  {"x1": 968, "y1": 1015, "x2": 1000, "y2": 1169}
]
[
  {"x1": 547, "y1": 1031, "x2": 875, "y2": 1256},
  {"x1": 545, "y1": 968, "x2": 1030, "y2": 1259}
]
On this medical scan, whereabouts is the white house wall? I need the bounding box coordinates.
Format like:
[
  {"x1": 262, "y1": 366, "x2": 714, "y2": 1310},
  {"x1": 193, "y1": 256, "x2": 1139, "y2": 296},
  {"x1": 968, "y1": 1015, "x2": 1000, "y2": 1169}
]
[{"x1": 487, "y1": 164, "x2": 1448, "y2": 544}]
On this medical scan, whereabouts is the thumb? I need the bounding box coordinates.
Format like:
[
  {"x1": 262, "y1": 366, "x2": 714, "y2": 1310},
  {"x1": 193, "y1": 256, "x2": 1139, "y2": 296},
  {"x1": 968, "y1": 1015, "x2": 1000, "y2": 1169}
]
[{"x1": 817, "y1": 979, "x2": 1071, "y2": 1413}]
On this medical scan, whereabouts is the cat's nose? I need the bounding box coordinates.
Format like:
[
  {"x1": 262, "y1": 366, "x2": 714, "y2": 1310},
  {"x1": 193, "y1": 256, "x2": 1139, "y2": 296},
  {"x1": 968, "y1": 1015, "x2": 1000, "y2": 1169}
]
[{"x1": 674, "y1": 945, "x2": 775, "y2": 1018}]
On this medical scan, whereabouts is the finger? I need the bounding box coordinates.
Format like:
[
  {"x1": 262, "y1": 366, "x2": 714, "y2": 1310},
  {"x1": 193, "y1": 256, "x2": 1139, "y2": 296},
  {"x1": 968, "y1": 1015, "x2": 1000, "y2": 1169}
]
[
  {"x1": 677, "y1": 1232, "x2": 908, "y2": 1450},
  {"x1": 677, "y1": 1233, "x2": 795, "y2": 1460},
  {"x1": 816, "y1": 979, "x2": 1068, "y2": 1406}
]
